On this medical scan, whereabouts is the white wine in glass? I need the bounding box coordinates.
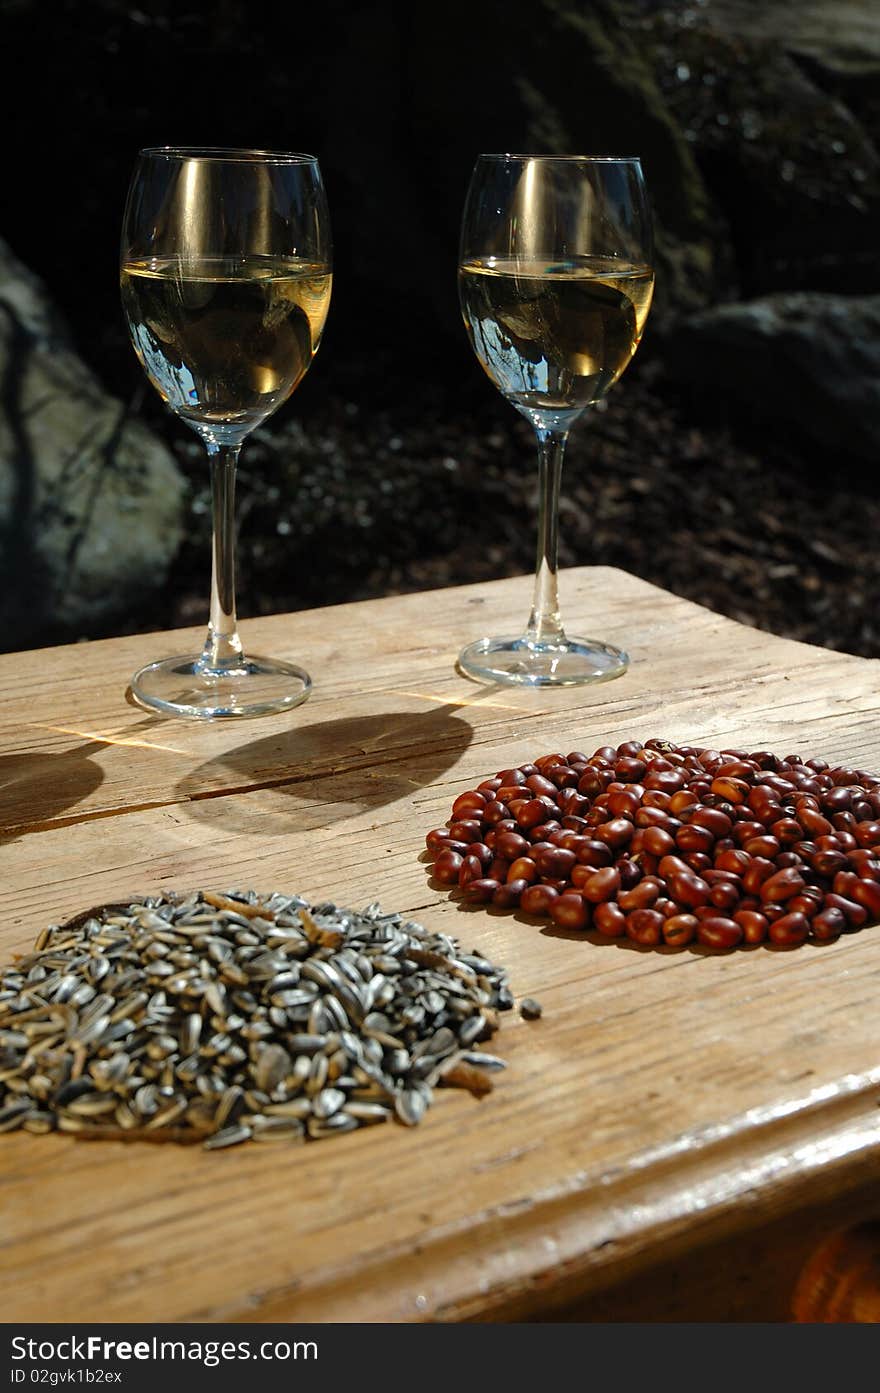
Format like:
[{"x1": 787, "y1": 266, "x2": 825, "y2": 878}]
[
  {"x1": 458, "y1": 155, "x2": 654, "y2": 686},
  {"x1": 120, "y1": 147, "x2": 332, "y2": 719}
]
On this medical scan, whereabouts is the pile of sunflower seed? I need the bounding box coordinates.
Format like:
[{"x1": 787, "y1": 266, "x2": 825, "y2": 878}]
[{"x1": 0, "y1": 890, "x2": 516, "y2": 1148}]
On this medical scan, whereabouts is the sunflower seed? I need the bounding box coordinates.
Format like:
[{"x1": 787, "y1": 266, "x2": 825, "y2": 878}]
[{"x1": 0, "y1": 892, "x2": 518, "y2": 1149}]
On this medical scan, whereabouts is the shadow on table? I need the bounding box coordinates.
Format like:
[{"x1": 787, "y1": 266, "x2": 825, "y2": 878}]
[
  {"x1": 175, "y1": 707, "x2": 475, "y2": 835},
  {"x1": 0, "y1": 746, "x2": 106, "y2": 845}
]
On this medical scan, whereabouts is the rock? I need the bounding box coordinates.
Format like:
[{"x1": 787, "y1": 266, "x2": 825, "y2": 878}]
[
  {"x1": 699, "y1": 1, "x2": 880, "y2": 82},
  {"x1": 663, "y1": 291, "x2": 880, "y2": 463},
  {"x1": 638, "y1": 3, "x2": 880, "y2": 298},
  {"x1": 0, "y1": 237, "x2": 186, "y2": 646}
]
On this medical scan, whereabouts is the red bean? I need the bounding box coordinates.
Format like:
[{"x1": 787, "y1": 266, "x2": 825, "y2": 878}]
[
  {"x1": 494, "y1": 831, "x2": 531, "y2": 861},
  {"x1": 743, "y1": 835, "x2": 781, "y2": 859},
  {"x1": 697, "y1": 917, "x2": 743, "y2": 949},
  {"x1": 594, "y1": 818, "x2": 634, "y2": 850},
  {"x1": 581, "y1": 866, "x2": 621, "y2": 903},
  {"x1": 851, "y1": 879, "x2": 880, "y2": 918},
  {"x1": 663, "y1": 913, "x2": 698, "y2": 946},
  {"x1": 642, "y1": 826, "x2": 676, "y2": 857},
  {"x1": 536, "y1": 846, "x2": 577, "y2": 879},
  {"x1": 740, "y1": 857, "x2": 778, "y2": 894},
  {"x1": 515, "y1": 798, "x2": 554, "y2": 830},
  {"x1": 759, "y1": 867, "x2": 806, "y2": 903},
  {"x1": 716, "y1": 849, "x2": 752, "y2": 876},
  {"x1": 709, "y1": 881, "x2": 741, "y2": 912},
  {"x1": 824, "y1": 893, "x2": 867, "y2": 928},
  {"x1": 618, "y1": 880, "x2": 661, "y2": 912},
  {"x1": 493, "y1": 879, "x2": 529, "y2": 908},
  {"x1": 691, "y1": 806, "x2": 733, "y2": 838},
  {"x1": 425, "y1": 827, "x2": 454, "y2": 854},
  {"x1": 710, "y1": 777, "x2": 750, "y2": 804},
  {"x1": 593, "y1": 902, "x2": 627, "y2": 937},
  {"x1": 550, "y1": 894, "x2": 590, "y2": 932},
  {"x1": 769, "y1": 912, "x2": 810, "y2": 945},
  {"x1": 433, "y1": 850, "x2": 463, "y2": 884},
  {"x1": 734, "y1": 909, "x2": 769, "y2": 944},
  {"x1": 520, "y1": 884, "x2": 560, "y2": 916},
  {"x1": 855, "y1": 821, "x2": 880, "y2": 849},
  {"x1": 462, "y1": 878, "x2": 499, "y2": 903},
  {"x1": 451, "y1": 791, "x2": 487, "y2": 818},
  {"x1": 507, "y1": 857, "x2": 539, "y2": 885},
  {"x1": 626, "y1": 908, "x2": 664, "y2": 945},
  {"x1": 668, "y1": 872, "x2": 711, "y2": 908},
  {"x1": 458, "y1": 855, "x2": 485, "y2": 887},
  {"x1": 430, "y1": 744, "x2": 880, "y2": 949},
  {"x1": 812, "y1": 907, "x2": 846, "y2": 941},
  {"x1": 676, "y1": 824, "x2": 715, "y2": 855}
]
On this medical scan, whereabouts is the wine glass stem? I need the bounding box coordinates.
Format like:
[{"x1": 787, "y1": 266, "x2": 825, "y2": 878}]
[
  {"x1": 526, "y1": 427, "x2": 568, "y2": 646},
  {"x1": 202, "y1": 441, "x2": 244, "y2": 671}
]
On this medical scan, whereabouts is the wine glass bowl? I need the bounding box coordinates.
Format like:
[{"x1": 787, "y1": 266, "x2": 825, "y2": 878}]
[
  {"x1": 120, "y1": 147, "x2": 332, "y2": 718},
  {"x1": 457, "y1": 154, "x2": 653, "y2": 687}
]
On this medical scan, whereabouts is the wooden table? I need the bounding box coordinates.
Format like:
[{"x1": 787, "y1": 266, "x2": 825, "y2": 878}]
[{"x1": 2, "y1": 566, "x2": 880, "y2": 1323}]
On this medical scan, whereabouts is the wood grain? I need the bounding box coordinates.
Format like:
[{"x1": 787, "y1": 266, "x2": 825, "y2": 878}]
[{"x1": 1, "y1": 566, "x2": 880, "y2": 1322}]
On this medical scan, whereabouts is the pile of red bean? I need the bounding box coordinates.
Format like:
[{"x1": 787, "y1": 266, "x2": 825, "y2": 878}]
[{"x1": 424, "y1": 740, "x2": 880, "y2": 948}]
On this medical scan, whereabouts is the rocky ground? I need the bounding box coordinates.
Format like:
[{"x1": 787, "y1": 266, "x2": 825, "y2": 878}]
[{"x1": 127, "y1": 351, "x2": 880, "y2": 660}]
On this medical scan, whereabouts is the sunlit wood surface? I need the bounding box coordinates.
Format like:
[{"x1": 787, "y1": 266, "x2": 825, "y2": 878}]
[{"x1": 1, "y1": 566, "x2": 879, "y2": 1322}]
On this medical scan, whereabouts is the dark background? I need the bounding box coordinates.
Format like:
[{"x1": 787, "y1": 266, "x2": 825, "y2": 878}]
[{"x1": 1, "y1": 0, "x2": 878, "y2": 654}]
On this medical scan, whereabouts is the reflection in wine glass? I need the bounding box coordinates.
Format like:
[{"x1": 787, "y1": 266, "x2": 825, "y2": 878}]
[
  {"x1": 120, "y1": 147, "x2": 332, "y2": 718},
  {"x1": 457, "y1": 154, "x2": 653, "y2": 686}
]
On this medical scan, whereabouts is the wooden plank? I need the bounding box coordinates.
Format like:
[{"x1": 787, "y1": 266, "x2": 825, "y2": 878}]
[{"x1": 1, "y1": 566, "x2": 879, "y2": 1322}]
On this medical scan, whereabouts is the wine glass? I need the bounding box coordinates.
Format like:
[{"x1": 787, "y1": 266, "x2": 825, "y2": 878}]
[
  {"x1": 457, "y1": 154, "x2": 653, "y2": 686},
  {"x1": 120, "y1": 147, "x2": 332, "y2": 718}
]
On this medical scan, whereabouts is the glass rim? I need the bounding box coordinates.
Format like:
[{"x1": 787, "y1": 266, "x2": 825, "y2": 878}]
[
  {"x1": 475, "y1": 153, "x2": 643, "y2": 164},
  {"x1": 137, "y1": 146, "x2": 320, "y2": 165}
]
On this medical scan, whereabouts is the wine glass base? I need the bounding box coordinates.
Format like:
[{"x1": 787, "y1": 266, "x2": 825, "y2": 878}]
[
  {"x1": 458, "y1": 635, "x2": 628, "y2": 688},
  {"x1": 130, "y1": 654, "x2": 312, "y2": 720}
]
